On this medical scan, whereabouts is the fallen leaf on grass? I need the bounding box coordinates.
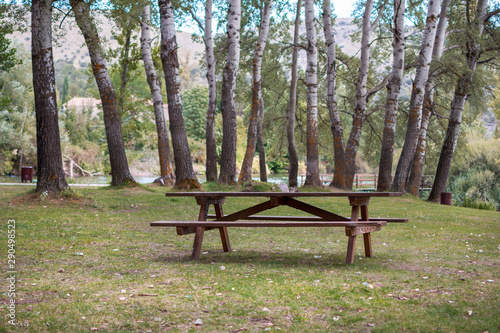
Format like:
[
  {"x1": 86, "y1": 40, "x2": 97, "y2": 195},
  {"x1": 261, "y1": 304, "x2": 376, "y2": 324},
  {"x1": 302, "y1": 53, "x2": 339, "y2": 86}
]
[
  {"x1": 138, "y1": 293, "x2": 158, "y2": 297},
  {"x1": 194, "y1": 318, "x2": 203, "y2": 326},
  {"x1": 468, "y1": 310, "x2": 473, "y2": 316}
]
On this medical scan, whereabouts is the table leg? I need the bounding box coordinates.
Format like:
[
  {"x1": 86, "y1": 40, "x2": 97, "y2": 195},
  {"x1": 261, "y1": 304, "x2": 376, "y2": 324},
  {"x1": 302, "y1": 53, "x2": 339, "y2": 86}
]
[
  {"x1": 346, "y1": 235, "x2": 356, "y2": 264},
  {"x1": 360, "y1": 205, "x2": 373, "y2": 257},
  {"x1": 346, "y1": 205, "x2": 359, "y2": 264},
  {"x1": 214, "y1": 203, "x2": 231, "y2": 252},
  {"x1": 192, "y1": 227, "x2": 205, "y2": 260}
]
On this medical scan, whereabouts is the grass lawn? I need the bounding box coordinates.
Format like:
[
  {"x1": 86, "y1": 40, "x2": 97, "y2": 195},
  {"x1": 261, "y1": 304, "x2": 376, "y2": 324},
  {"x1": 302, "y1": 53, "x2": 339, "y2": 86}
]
[{"x1": 1, "y1": 185, "x2": 499, "y2": 332}]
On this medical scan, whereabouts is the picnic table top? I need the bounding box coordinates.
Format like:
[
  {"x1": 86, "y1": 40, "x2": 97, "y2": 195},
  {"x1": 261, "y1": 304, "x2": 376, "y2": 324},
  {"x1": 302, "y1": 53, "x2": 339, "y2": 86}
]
[{"x1": 164, "y1": 191, "x2": 403, "y2": 198}]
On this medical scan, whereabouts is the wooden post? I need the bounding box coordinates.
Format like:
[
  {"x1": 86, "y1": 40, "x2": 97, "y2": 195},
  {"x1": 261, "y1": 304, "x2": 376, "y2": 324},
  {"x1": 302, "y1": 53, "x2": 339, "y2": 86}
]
[{"x1": 214, "y1": 202, "x2": 231, "y2": 252}]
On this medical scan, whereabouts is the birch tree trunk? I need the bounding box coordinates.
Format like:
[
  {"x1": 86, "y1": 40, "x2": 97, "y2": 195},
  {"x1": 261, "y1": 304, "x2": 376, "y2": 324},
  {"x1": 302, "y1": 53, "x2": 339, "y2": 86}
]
[
  {"x1": 159, "y1": 0, "x2": 201, "y2": 189},
  {"x1": 391, "y1": 0, "x2": 440, "y2": 192},
  {"x1": 344, "y1": 0, "x2": 374, "y2": 189},
  {"x1": 257, "y1": 97, "x2": 267, "y2": 182},
  {"x1": 407, "y1": 0, "x2": 449, "y2": 196},
  {"x1": 377, "y1": 0, "x2": 405, "y2": 191},
  {"x1": 218, "y1": 0, "x2": 241, "y2": 184},
  {"x1": 303, "y1": 0, "x2": 321, "y2": 187},
  {"x1": 239, "y1": 0, "x2": 273, "y2": 184},
  {"x1": 32, "y1": 0, "x2": 69, "y2": 194},
  {"x1": 286, "y1": 0, "x2": 302, "y2": 188},
  {"x1": 70, "y1": 0, "x2": 135, "y2": 186},
  {"x1": 323, "y1": 0, "x2": 345, "y2": 189},
  {"x1": 428, "y1": 0, "x2": 488, "y2": 202},
  {"x1": 204, "y1": 0, "x2": 218, "y2": 182},
  {"x1": 140, "y1": 5, "x2": 175, "y2": 185}
]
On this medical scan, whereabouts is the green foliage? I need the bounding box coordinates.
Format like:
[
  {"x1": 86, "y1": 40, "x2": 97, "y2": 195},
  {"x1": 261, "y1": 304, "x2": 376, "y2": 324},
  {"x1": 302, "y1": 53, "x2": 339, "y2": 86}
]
[
  {"x1": 183, "y1": 85, "x2": 208, "y2": 142},
  {"x1": 449, "y1": 126, "x2": 500, "y2": 209}
]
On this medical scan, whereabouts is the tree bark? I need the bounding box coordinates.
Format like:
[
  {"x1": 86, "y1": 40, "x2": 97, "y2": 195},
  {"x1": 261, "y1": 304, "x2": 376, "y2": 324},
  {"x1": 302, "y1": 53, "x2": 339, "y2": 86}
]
[
  {"x1": 286, "y1": 0, "x2": 302, "y2": 188},
  {"x1": 391, "y1": 0, "x2": 440, "y2": 192},
  {"x1": 257, "y1": 97, "x2": 267, "y2": 182},
  {"x1": 70, "y1": 0, "x2": 135, "y2": 186},
  {"x1": 159, "y1": 0, "x2": 201, "y2": 190},
  {"x1": 32, "y1": 0, "x2": 69, "y2": 194},
  {"x1": 303, "y1": 0, "x2": 321, "y2": 187},
  {"x1": 344, "y1": 0, "x2": 375, "y2": 189},
  {"x1": 428, "y1": 0, "x2": 488, "y2": 202},
  {"x1": 377, "y1": 0, "x2": 405, "y2": 191},
  {"x1": 323, "y1": 0, "x2": 346, "y2": 189},
  {"x1": 204, "y1": 0, "x2": 218, "y2": 182},
  {"x1": 218, "y1": 0, "x2": 241, "y2": 185},
  {"x1": 407, "y1": 0, "x2": 449, "y2": 196},
  {"x1": 118, "y1": 28, "x2": 132, "y2": 117},
  {"x1": 140, "y1": 5, "x2": 175, "y2": 185},
  {"x1": 239, "y1": 0, "x2": 273, "y2": 184}
]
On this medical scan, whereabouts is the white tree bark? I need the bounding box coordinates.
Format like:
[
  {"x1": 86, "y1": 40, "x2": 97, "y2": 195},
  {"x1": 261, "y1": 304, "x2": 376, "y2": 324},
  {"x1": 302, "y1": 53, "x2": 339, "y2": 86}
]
[
  {"x1": 323, "y1": 0, "x2": 346, "y2": 189},
  {"x1": 159, "y1": 0, "x2": 200, "y2": 189},
  {"x1": 286, "y1": 0, "x2": 302, "y2": 188},
  {"x1": 407, "y1": 0, "x2": 449, "y2": 195},
  {"x1": 344, "y1": 0, "x2": 378, "y2": 189},
  {"x1": 377, "y1": 0, "x2": 405, "y2": 191},
  {"x1": 392, "y1": 0, "x2": 440, "y2": 192},
  {"x1": 303, "y1": 0, "x2": 321, "y2": 187},
  {"x1": 140, "y1": 4, "x2": 174, "y2": 184},
  {"x1": 428, "y1": 0, "x2": 489, "y2": 202},
  {"x1": 218, "y1": 0, "x2": 241, "y2": 184},
  {"x1": 204, "y1": 0, "x2": 218, "y2": 182},
  {"x1": 239, "y1": 0, "x2": 273, "y2": 184}
]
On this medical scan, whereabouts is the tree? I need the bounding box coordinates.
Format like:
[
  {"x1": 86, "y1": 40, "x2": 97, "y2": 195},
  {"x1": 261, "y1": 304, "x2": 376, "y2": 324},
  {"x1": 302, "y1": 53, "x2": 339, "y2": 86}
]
[
  {"x1": 407, "y1": 0, "x2": 449, "y2": 196},
  {"x1": 428, "y1": 0, "x2": 497, "y2": 202},
  {"x1": 344, "y1": 0, "x2": 387, "y2": 189},
  {"x1": 377, "y1": 0, "x2": 405, "y2": 191},
  {"x1": 0, "y1": 4, "x2": 17, "y2": 72},
  {"x1": 204, "y1": 0, "x2": 218, "y2": 182},
  {"x1": 218, "y1": 0, "x2": 241, "y2": 184},
  {"x1": 303, "y1": 0, "x2": 321, "y2": 187},
  {"x1": 159, "y1": 0, "x2": 202, "y2": 189},
  {"x1": 238, "y1": 0, "x2": 273, "y2": 184},
  {"x1": 70, "y1": 0, "x2": 136, "y2": 186},
  {"x1": 140, "y1": 4, "x2": 175, "y2": 185},
  {"x1": 32, "y1": 0, "x2": 69, "y2": 193},
  {"x1": 391, "y1": 0, "x2": 440, "y2": 192},
  {"x1": 286, "y1": 0, "x2": 302, "y2": 188},
  {"x1": 323, "y1": 0, "x2": 346, "y2": 189}
]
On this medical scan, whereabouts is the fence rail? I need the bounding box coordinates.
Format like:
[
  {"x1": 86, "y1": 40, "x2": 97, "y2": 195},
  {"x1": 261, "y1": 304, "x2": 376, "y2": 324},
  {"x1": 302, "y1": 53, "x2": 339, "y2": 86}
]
[{"x1": 299, "y1": 174, "x2": 432, "y2": 190}]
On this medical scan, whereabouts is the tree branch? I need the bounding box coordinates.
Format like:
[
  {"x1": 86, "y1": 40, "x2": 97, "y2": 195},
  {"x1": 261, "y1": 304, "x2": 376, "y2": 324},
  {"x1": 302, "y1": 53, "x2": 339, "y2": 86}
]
[
  {"x1": 366, "y1": 74, "x2": 389, "y2": 102},
  {"x1": 370, "y1": 0, "x2": 389, "y2": 31},
  {"x1": 483, "y1": 8, "x2": 500, "y2": 22}
]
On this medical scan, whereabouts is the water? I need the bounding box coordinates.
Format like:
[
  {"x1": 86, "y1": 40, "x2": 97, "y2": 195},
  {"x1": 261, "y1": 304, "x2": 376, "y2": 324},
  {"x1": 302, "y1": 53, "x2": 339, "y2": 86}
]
[{"x1": 1, "y1": 174, "x2": 291, "y2": 185}]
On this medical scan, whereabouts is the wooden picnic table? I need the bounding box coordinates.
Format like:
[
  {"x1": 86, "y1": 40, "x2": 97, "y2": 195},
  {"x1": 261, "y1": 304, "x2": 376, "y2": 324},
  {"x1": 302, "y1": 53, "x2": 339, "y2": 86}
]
[{"x1": 151, "y1": 191, "x2": 407, "y2": 264}]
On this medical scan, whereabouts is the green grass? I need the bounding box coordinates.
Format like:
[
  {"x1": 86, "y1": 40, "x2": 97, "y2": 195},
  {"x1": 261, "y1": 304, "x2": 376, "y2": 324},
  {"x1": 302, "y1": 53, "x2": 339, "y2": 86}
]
[{"x1": 1, "y1": 185, "x2": 499, "y2": 332}]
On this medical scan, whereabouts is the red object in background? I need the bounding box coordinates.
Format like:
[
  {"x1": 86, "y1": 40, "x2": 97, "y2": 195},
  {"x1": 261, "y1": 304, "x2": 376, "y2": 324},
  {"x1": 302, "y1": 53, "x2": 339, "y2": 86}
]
[
  {"x1": 21, "y1": 166, "x2": 33, "y2": 182},
  {"x1": 440, "y1": 192, "x2": 452, "y2": 205}
]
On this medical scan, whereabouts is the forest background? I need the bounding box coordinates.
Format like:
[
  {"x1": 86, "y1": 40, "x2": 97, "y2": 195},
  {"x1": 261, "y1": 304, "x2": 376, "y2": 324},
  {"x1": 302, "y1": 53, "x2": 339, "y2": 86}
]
[{"x1": 0, "y1": 0, "x2": 499, "y2": 209}]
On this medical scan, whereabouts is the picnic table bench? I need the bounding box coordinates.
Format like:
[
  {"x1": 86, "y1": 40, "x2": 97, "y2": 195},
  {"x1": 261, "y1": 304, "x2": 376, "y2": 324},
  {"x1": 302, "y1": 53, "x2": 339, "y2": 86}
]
[{"x1": 151, "y1": 191, "x2": 407, "y2": 264}]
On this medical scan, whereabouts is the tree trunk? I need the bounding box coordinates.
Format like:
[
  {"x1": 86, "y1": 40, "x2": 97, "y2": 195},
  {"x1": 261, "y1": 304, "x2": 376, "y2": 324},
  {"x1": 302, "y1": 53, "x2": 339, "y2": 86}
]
[
  {"x1": 303, "y1": 0, "x2": 321, "y2": 187},
  {"x1": 323, "y1": 0, "x2": 346, "y2": 189},
  {"x1": 140, "y1": 5, "x2": 175, "y2": 185},
  {"x1": 377, "y1": 0, "x2": 405, "y2": 191},
  {"x1": 204, "y1": 0, "x2": 218, "y2": 182},
  {"x1": 32, "y1": 0, "x2": 69, "y2": 194},
  {"x1": 407, "y1": 0, "x2": 449, "y2": 196},
  {"x1": 286, "y1": 0, "x2": 301, "y2": 188},
  {"x1": 218, "y1": 0, "x2": 241, "y2": 185},
  {"x1": 344, "y1": 0, "x2": 374, "y2": 190},
  {"x1": 159, "y1": 0, "x2": 201, "y2": 190},
  {"x1": 391, "y1": 0, "x2": 440, "y2": 192},
  {"x1": 257, "y1": 96, "x2": 267, "y2": 182},
  {"x1": 239, "y1": 0, "x2": 273, "y2": 184},
  {"x1": 70, "y1": 0, "x2": 135, "y2": 186},
  {"x1": 118, "y1": 28, "x2": 132, "y2": 117},
  {"x1": 428, "y1": 0, "x2": 488, "y2": 202}
]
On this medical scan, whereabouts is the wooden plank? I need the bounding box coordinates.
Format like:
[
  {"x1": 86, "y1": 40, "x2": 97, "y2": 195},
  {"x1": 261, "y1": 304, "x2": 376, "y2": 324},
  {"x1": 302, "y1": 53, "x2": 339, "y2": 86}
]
[
  {"x1": 206, "y1": 215, "x2": 407, "y2": 223},
  {"x1": 151, "y1": 221, "x2": 386, "y2": 228},
  {"x1": 214, "y1": 200, "x2": 279, "y2": 221},
  {"x1": 346, "y1": 235, "x2": 356, "y2": 264},
  {"x1": 191, "y1": 227, "x2": 205, "y2": 260},
  {"x1": 283, "y1": 197, "x2": 350, "y2": 221},
  {"x1": 164, "y1": 191, "x2": 403, "y2": 198}
]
